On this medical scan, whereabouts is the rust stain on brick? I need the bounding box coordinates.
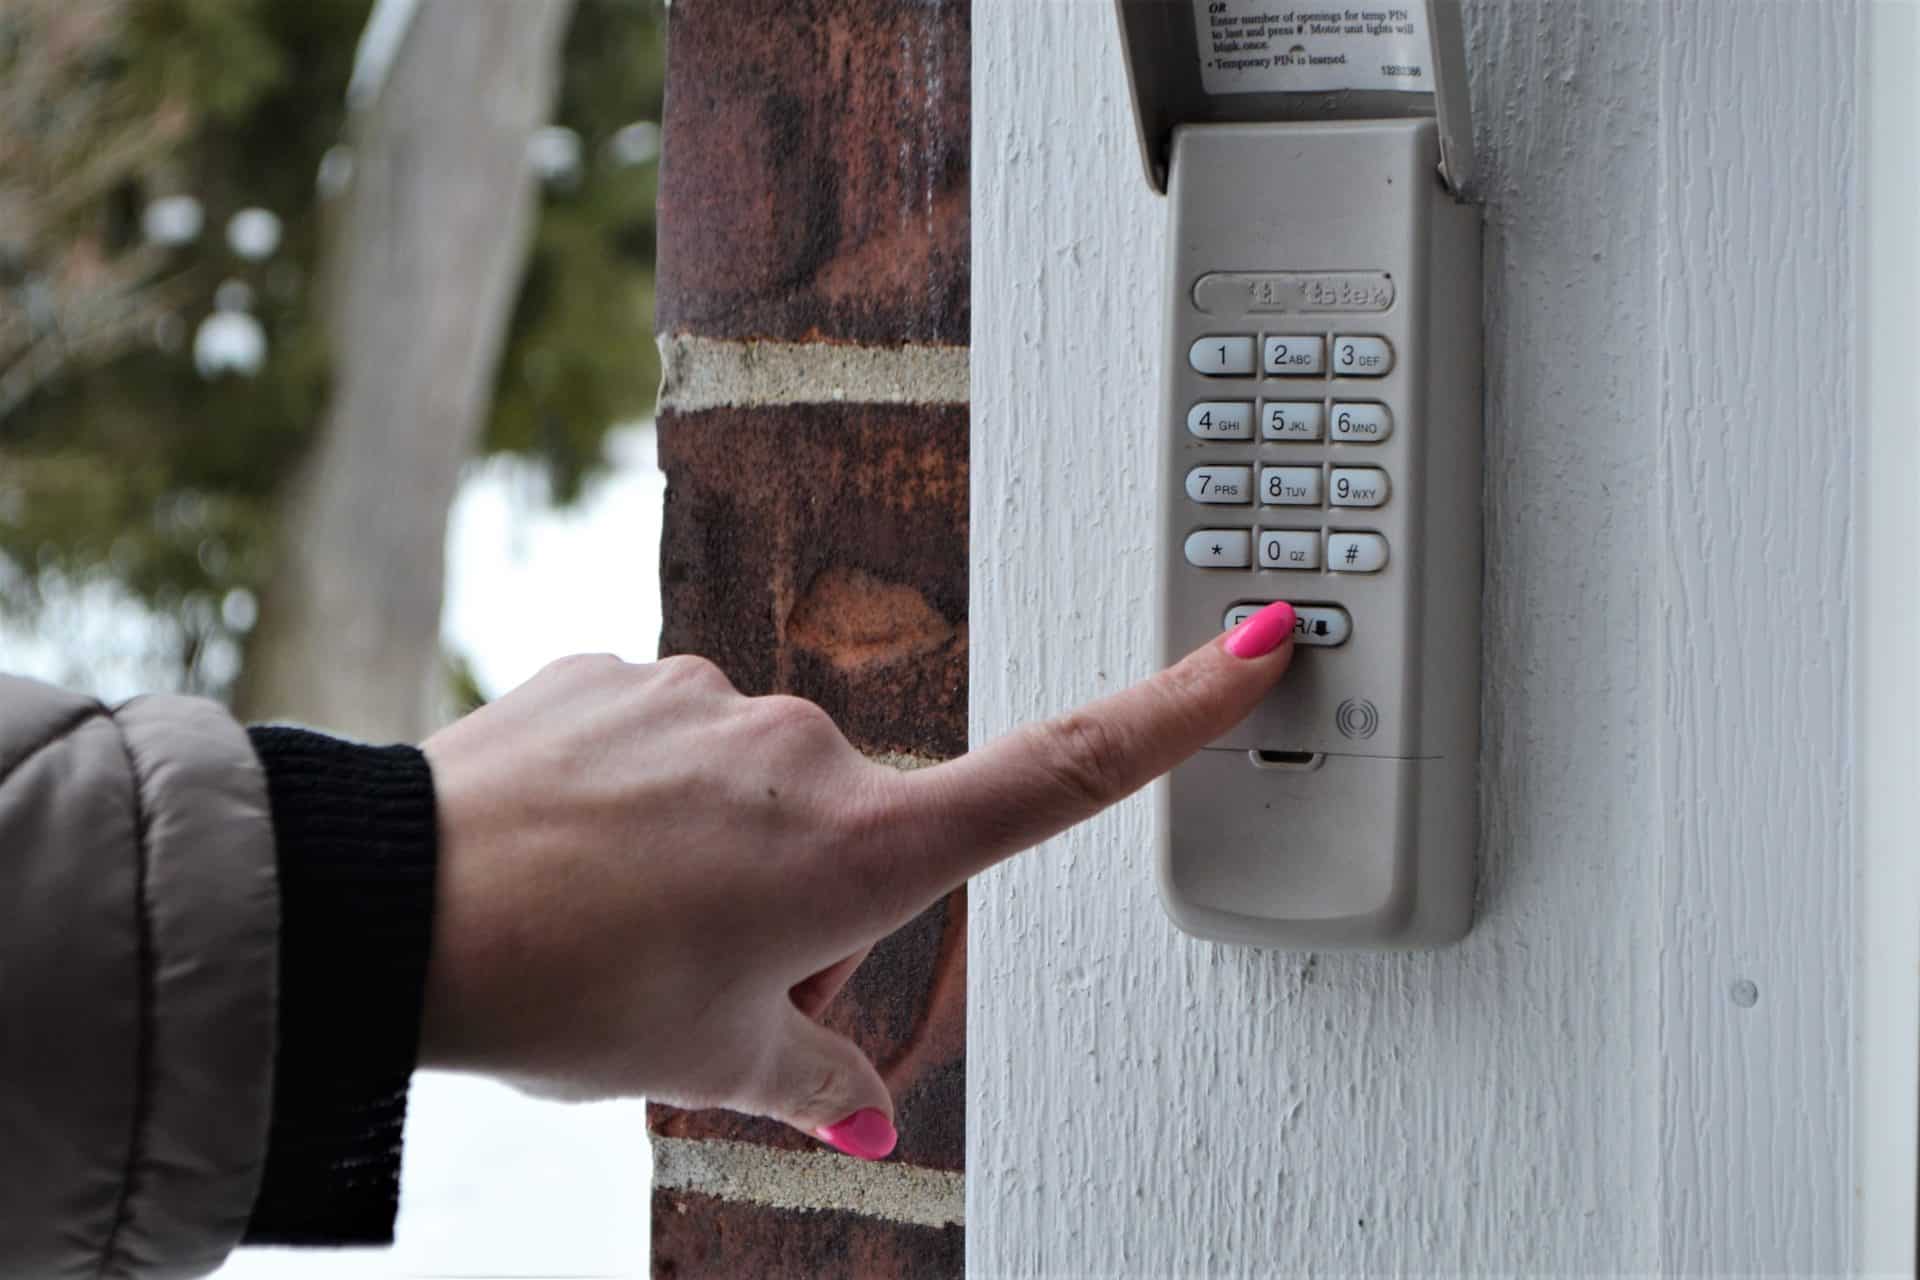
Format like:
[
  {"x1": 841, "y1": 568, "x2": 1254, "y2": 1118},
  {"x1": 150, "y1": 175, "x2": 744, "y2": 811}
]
[
  {"x1": 657, "y1": 0, "x2": 970, "y2": 344},
  {"x1": 652, "y1": 1188, "x2": 962, "y2": 1278},
  {"x1": 658, "y1": 402, "x2": 967, "y2": 759},
  {"x1": 787, "y1": 567, "x2": 956, "y2": 671}
]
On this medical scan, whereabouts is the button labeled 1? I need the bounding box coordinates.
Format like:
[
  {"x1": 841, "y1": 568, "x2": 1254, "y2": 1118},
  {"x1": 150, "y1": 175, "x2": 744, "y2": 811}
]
[
  {"x1": 1223, "y1": 602, "x2": 1352, "y2": 648},
  {"x1": 1190, "y1": 336, "x2": 1256, "y2": 376}
]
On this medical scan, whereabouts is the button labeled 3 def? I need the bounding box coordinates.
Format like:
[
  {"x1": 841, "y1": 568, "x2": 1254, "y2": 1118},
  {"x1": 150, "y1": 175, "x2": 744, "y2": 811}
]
[{"x1": 1332, "y1": 335, "x2": 1393, "y2": 376}]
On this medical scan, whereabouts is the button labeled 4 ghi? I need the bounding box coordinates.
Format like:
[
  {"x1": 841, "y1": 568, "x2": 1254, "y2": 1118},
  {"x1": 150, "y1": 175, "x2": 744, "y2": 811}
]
[{"x1": 1187, "y1": 401, "x2": 1254, "y2": 440}]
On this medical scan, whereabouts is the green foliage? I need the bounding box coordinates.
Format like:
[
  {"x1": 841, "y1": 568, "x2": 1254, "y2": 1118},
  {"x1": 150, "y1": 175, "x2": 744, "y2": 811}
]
[
  {"x1": 487, "y1": 0, "x2": 666, "y2": 502},
  {"x1": 0, "y1": 0, "x2": 666, "y2": 693}
]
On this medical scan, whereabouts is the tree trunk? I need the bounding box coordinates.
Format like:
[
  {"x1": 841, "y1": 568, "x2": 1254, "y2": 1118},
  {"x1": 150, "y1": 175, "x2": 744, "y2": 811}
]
[{"x1": 237, "y1": 0, "x2": 574, "y2": 738}]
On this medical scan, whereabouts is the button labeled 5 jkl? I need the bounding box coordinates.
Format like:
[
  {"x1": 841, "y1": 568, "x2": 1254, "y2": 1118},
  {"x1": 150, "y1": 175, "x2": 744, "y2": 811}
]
[{"x1": 1261, "y1": 401, "x2": 1324, "y2": 441}]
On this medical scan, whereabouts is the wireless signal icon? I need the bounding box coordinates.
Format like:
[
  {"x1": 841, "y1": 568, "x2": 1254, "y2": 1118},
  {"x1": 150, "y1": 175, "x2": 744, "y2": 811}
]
[{"x1": 1335, "y1": 698, "x2": 1379, "y2": 740}]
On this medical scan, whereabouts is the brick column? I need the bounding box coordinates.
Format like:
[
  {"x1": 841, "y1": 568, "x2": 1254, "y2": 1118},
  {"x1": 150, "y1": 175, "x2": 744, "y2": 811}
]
[{"x1": 646, "y1": 1, "x2": 969, "y2": 1276}]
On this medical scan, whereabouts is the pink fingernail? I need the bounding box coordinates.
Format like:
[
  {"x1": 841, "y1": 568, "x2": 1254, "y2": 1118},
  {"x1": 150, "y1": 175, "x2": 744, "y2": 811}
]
[
  {"x1": 815, "y1": 1108, "x2": 898, "y2": 1161},
  {"x1": 1223, "y1": 601, "x2": 1297, "y2": 659}
]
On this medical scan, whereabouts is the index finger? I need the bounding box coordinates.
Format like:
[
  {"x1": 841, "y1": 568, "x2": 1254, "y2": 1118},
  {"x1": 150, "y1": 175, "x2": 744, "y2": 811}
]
[{"x1": 881, "y1": 600, "x2": 1297, "y2": 902}]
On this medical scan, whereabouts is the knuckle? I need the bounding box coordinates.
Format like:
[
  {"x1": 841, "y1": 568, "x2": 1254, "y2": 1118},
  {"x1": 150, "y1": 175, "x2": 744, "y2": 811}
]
[
  {"x1": 544, "y1": 651, "x2": 624, "y2": 680},
  {"x1": 754, "y1": 694, "x2": 838, "y2": 737},
  {"x1": 796, "y1": 1063, "x2": 848, "y2": 1122},
  {"x1": 1035, "y1": 710, "x2": 1134, "y2": 812},
  {"x1": 655, "y1": 653, "x2": 730, "y2": 692}
]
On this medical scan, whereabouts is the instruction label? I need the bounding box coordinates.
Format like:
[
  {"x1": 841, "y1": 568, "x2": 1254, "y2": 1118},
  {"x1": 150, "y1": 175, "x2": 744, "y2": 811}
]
[{"x1": 1193, "y1": 2, "x2": 1433, "y2": 96}]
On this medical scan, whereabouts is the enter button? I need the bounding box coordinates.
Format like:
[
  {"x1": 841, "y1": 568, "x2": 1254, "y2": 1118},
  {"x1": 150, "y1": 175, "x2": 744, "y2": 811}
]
[{"x1": 1223, "y1": 603, "x2": 1352, "y2": 648}]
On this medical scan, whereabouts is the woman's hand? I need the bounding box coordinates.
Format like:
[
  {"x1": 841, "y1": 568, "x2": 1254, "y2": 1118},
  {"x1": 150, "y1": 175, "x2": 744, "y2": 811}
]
[{"x1": 417, "y1": 601, "x2": 1297, "y2": 1159}]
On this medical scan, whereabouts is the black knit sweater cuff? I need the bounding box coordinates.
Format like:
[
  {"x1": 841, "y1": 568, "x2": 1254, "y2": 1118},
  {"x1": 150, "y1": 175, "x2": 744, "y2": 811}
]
[{"x1": 242, "y1": 727, "x2": 438, "y2": 1247}]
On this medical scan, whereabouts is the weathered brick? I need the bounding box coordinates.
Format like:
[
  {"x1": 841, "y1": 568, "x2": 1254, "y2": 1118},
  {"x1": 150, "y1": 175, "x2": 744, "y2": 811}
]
[
  {"x1": 649, "y1": 887, "x2": 966, "y2": 1173},
  {"x1": 657, "y1": 402, "x2": 967, "y2": 760},
  {"x1": 652, "y1": 1189, "x2": 963, "y2": 1279},
  {"x1": 657, "y1": 0, "x2": 969, "y2": 344}
]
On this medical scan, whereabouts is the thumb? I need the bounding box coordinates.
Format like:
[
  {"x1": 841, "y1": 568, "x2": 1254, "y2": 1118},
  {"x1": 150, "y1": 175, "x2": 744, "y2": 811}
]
[{"x1": 758, "y1": 1009, "x2": 897, "y2": 1160}]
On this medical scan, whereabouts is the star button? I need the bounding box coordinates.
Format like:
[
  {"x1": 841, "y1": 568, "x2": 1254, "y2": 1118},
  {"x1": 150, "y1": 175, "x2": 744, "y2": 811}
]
[{"x1": 1210, "y1": 543, "x2": 1223, "y2": 556}]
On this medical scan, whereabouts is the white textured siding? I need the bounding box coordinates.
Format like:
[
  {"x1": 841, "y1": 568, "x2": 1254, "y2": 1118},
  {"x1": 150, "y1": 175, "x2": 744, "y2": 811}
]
[{"x1": 969, "y1": 1, "x2": 1859, "y2": 1272}]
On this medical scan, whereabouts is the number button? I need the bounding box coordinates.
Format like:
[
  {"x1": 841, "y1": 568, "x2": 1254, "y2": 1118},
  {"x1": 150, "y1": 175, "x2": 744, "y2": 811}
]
[
  {"x1": 1263, "y1": 335, "x2": 1327, "y2": 376},
  {"x1": 1259, "y1": 466, "x2": 1322, "y2": 506},
  {"x1": 1258, "y1": 530, "x2": 1320, "y2": 569},
  {"x1": 1332, "y1": 335, "x2": 1393, "y2": 376},
  {"x1": 1184, "y1": 530, "x2": 1252, "y2": 568},
  {"x1": 1329, "y1": 467, "x2": 1389, "y2": 508},
  {"x1": 1330, "y1": 402, "x2": 1392, "y2": 443},
  {"x1": 1260, "y1": 401, "x2": 1324, "y2": 441},
  {"x1": 1189, "y1": 336, "x2": 1257, "y2": 376},
  {"x1": 1187, "y1": 401, "x2": 1254, "y2": 440},
  {"x1": 1327, "y1": 531, "x2": 1389, "y2": 572},
  {"x1": 1185, "y1": 466, "x2": 1252, "y2": 505}
]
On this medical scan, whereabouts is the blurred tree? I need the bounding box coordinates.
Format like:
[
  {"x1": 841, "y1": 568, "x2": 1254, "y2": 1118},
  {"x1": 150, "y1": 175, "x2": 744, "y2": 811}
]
[{"x1": 0, "y1": 0, "x2": 665, "y2": 706}]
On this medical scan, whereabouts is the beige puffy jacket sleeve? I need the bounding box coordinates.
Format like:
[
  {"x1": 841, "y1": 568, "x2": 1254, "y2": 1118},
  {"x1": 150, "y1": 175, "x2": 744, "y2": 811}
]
[{"x1": 0, "y1": 675, "x2": 279, "y2": 1279}]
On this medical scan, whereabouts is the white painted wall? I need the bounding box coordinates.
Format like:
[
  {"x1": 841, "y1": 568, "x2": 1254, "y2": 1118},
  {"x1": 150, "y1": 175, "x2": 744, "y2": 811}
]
[{"x1": 970, "y1": 1, "x2": 1885, "y2": 1273}]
